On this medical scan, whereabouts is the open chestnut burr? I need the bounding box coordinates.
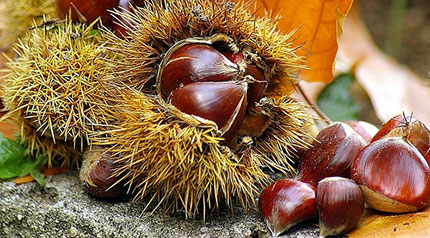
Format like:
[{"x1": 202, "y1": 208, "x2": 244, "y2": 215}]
[{"x1": 157, "y1": 34, "x2": 269, "y2": 144}]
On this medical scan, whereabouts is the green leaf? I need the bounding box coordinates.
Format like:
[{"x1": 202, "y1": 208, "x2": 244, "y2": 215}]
[
  {"x1": 29, "y1": 155, "x2": 48, "y2": 186},
  {"x1": 317, "y1": 73, "x2": 359, "y2": 121},
  {"x1": 0, "y1": 134, "x2": 47, "y2": 186}
]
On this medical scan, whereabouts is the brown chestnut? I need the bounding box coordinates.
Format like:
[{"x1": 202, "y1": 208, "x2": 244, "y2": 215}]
[
  {"x1": 371, "y1": 114, "x2": 411, "y2": 142},
  {"x1": 80, "y1": 146, "x2": 127, "y2": 198},
  {"x1": 344, "y1": 120, "x2": 379, "y2": 143},
  {"x1": 296, "y1": 122, "x2": 366, "y2": 187},
  {"x1": 55, "y1": 0, "x2": 120, "y2": 28},
  {"x1": 160, "y1": 44, "x2": 240, "y2": 99},
  {"x1": 157, "y1": 38, "x2": 270, "y2": 144},
  {"x1": 317, "y1": 177, "x2": 364, "y2": 236},
  {"x1": 169, "y1": 81, "x2": 247, "y2": 143},
  {"x1": 351, "y1": 137, "x2": 430, "y2": 213},
  {"x1": 371, "y1": 114, "x2": 430, "y2": 164},
  {"x1": 258, "y1": 179, "x2": 317, "y2": 237},
  {"x1": 113, "y1": 0, "x2": 147, "y2": 38},
  {"x1": 406, "y1": 119, "x2": 430, "y2": 163}
]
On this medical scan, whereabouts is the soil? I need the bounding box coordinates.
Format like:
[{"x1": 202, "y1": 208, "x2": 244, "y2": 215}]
[{"x1": 0, "y1": 170, "x2": 320, "y2": 238}]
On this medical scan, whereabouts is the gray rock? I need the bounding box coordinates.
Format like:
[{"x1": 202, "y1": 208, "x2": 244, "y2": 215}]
[{"x1": 0, "y1": 170, "x2": 319, "y2": 237}]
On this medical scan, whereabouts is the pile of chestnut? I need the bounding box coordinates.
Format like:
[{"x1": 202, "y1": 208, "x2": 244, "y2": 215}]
[{"x1": 258, "y1": 114, "x2": 430, "y2": 237}]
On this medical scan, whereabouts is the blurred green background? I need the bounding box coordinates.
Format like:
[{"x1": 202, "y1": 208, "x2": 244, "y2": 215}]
[{"x1": 360, "y1": 0, "x2": 430, "y2": 80}]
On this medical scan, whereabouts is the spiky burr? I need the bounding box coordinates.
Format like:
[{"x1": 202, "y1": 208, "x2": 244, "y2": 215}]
[{"x1": 1, "y1": 18, "x2": 116, "y2": 166}]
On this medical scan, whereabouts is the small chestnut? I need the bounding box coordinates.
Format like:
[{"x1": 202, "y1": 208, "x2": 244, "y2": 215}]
[
  {"x1": 258, "y1": 179, "x2": 317, "y2": 237},
  {"x1": 316, "y1": 177, "x2": 364, "y2": 236},
  {"x1": 80, "y1": 146, "x2": 127, "y2": 198},
  {"x1": 55, "y1": 0, "x2": 120, "y2": 28},
  {"x1": 351, "y1": 137, "x2": 430, "y2": 213},
  {"x1": 296, "y1": 122, "x2": 366, "y2": 187}
]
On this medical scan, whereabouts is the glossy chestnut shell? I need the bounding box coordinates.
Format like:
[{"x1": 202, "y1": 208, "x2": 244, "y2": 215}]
[
  {"x1": 296, "y1": 122, "x2": 366, "y2": 186},
  {"x1": 351, "y1": 137, "x2": 430, "y2": 213},
  {"x1": 55, "y1": 0, "x2": 120, "y2": 28},
  {"x1": 371, "y1": 114, "x2": 411, "y2": 142},
  {"x1": 160, "y1": 44, "x2": 240, "y2": 99},
  {"x1": 80, "y1": 146, "x2": 127, "y2": 198},
  {"x1": 407, "y1": 120, "x2": 430, "y2": 163},
  {"x1": 371, "y1": 114, "x2": 430, "y2": 164},
  {"x1": 344, "y1": 120, "x2": 379, "y2": 143},
  {"x1": 317, "y1": 177, "x2": 364, "y2": 236},
  {"x1": 258, "y1": 179, "x2": 317, "y2": 236},
  {"x1": 157, "y1": 35, "x2": 268, "y2": 144}
]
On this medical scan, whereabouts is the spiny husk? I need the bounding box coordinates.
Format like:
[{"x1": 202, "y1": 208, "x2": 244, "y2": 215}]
[
  {"x1": 84, "y1": 0, "x2": 314, "y2": 217},
  {"x1": 0, "y1": 0, "x2": 56, "y2": 51},
  {"x1": 89, "y1": 88, "x2": 314, "y2": 217},
  {"x1": 253, "y1": 97, "x2": 315, "y2": 173},
  {"x1": 1, "y1": 18, "x2": 116, "y2": 166},
  {"x1": 89, "y1": 89, "x2": 261, "y2": 217},
  {"x1": 106, "y1": 0, "x2": 304, "y2": 94}
]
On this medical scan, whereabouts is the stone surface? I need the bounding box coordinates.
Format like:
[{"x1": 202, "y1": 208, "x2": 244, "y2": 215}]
[{"x1": 0, "y1": 170, "x2": 319, "y2": 237}]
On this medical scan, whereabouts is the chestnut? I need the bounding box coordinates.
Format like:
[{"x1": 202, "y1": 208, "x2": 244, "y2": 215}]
[
  {"x1": 80, "y1": 146, "x2": 127, "y2": 198},
  {"x1": 55, "y1": 0, "x2": 120, "y2": 28},
  {"x1": 296, "y1": 122, "x2": 366, "y2": 187},
  {"x1": 156, "y1": 37, "x2": 269, "y2": 144},
  {"x1": 371, "y1": 114, "x2": 411, "y2": 142},
  {"x1": 113, "y1": 0, "x2": 147, "y2": 38},
  {"x1": 371, "y1": 114, "x2": 430, "y2": 164},
  {"x1": 406, "y1": 119, "x2": 430, "y2": 163},
  {"x1": 344, "y1": 120, "x2": 379, "y2": 143},
  {"x1": 316, "y1": 177, "x2": 364, "y2": 236},
  {"x1": 258, "y1": 179, "x2": 317, "y2": 237},
  {"x1": 351, "y1": 137, "x2": 430, "y2": 213},
  {"x1": 169, "y1": 81, "x2": 247, "y2": 143},
  {"x1": 159, "y1": 44, "x2": 240, "y2": 99}
]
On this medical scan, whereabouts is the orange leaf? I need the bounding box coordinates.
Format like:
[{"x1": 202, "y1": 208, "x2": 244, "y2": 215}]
[
  {"x1": 348, "y1": 208, "x2": 430, "y2": 237},
  {"x1": 14, "y1": 175, "x2": 35, "y2": 185},
  {"x1": 253, "y1": 0, "x2": 354, "y2": 83},
  {"x1": 0, "y1": 121, "x2": 18, "y2": 139},
  {"x1": 42, "y1": 166, "x2": 69, "y2": 177},
  {"x1": 14, "y1": 167, "x2": 69, "y2": 185}
]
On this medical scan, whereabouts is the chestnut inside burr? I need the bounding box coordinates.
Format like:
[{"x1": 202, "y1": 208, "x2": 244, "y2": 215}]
[
  {"x1": 157, "y1": 35, "x2": 269, "y2": 144},
  {"x1": 55, "y1": 0, "x2": 146, "y2": 30},
  {"x1": 55, "y1": 0, "x2": 120, "y2": 28}
]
